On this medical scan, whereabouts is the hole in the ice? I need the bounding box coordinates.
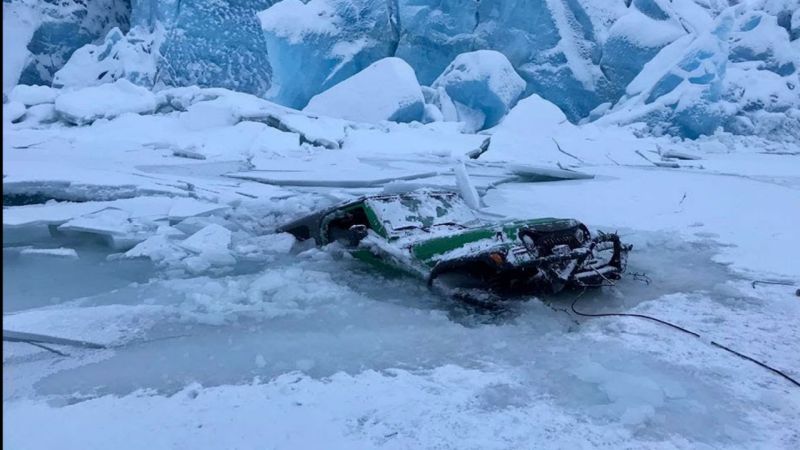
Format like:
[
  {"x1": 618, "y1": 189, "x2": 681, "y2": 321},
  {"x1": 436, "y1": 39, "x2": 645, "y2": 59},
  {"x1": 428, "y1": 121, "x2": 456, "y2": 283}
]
[
  {"x1": 12, "y1": 230, "x2": 750, "y2": 413},
  {"x1": 3, "y1": 235, "x2": 155, "y2": 312},
  {"x1": 3, "y1": 192, "x2": 86, "y2": 206}
]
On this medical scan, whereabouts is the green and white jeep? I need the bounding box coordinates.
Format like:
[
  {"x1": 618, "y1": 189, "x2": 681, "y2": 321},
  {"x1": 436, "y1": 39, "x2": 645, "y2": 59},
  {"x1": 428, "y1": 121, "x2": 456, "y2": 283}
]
[{"x1": 278, "y1": 190, "x2": 630, "y2": 303}]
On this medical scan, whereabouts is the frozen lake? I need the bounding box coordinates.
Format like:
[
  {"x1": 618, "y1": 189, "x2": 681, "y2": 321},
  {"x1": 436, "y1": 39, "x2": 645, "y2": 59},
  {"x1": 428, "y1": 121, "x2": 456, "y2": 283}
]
[
  {"x1": 3, "y1": 82, "x2": 799, "y2": 449},
  {"x1": 4, "y1": 180, "x2": 799, "y2": 448}
]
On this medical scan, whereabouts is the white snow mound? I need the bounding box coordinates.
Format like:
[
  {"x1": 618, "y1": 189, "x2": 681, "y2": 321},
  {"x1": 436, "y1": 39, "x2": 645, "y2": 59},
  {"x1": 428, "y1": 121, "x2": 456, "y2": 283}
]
[
  {"x1": 179, "y1": 101, "x2": 240, "y2": 131},
  {"x1": 54, "y1": 79, "x2": 157, "y2": 125},
  {"x1": 303, "y1": 57, "x2": 425, "y2": 124},
  {"x1": 497, "y1": 94, "x2": 572, "y2": 133},
  {"x1": 9, "y1": 84, "x2": 59, "y2": 106},
  {"x1": 4, "y1": 101, "x2": 26, "y2": 123}
]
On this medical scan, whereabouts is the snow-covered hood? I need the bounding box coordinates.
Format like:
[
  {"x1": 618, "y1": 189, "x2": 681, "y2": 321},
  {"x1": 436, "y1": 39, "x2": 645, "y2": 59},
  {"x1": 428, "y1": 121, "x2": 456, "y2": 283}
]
[{"x1": 405, "y1": 218, "x2": 581, "y2": 266}]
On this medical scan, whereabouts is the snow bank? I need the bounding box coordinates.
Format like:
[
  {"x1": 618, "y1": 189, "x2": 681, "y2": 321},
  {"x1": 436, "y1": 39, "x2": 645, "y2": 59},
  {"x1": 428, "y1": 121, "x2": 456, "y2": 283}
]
[
  {"x1": 303, "y1": 58, "x2": 424, "y2": 124},
  {"x1": 483, "y1": 93, "x2": 645, "y2": 167},
  {"x1": 431, "y1": 50, "x2": 526, "y2": 130},
  {"x1": 483, "y1": 94, "x2": 576, "y2": 163},
  {"x1": 54, "y1": 79, "x2": 157, "y2": 125},
  {"x1": 9, "y1": 84, "x2": 59, "y2": 106},
  {"x1": 4, "y1": 101, "x2": 26, "y2": 123},
  {"x1": 18, "y1": 103, "x2": 57, "y2": 126},
  {"x1": 179, "y1": 101, "x2": 240, "y2": 131}
]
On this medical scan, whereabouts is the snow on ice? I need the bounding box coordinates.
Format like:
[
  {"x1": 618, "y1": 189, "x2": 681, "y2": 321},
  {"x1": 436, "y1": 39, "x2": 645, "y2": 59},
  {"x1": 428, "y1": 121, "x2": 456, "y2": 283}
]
[
  {"x1": 54, "y1": 79, "x2": 157, "y2": 125},
  {"x1": 8, "y1": 84, "x2": 59, "y2": 106}
]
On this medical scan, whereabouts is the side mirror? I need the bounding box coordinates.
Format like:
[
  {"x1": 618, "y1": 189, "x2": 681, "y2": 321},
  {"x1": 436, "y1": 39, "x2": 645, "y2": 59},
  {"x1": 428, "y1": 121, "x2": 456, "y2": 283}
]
[{"x1": 347, "y1": 224, "x2": 368, "y2": 246}]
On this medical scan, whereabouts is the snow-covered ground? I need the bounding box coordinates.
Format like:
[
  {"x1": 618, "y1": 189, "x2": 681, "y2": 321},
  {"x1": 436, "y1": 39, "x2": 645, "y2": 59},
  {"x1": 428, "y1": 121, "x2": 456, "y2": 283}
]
[{"x1": 3, "y1": 87, "x2": 800, "y2": 449}]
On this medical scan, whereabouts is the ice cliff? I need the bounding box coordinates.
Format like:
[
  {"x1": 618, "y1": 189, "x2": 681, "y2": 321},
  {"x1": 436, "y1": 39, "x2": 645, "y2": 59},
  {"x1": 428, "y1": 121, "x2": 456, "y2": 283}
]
[
  {"x1": 7, "y1": 0, "x2": 130, "y2": 89},
  {"x1": 3, "y1": 0, "x2": 799, "y2": 140},
  {"x1": 20, "y1": 0, "x2": 275, "y2": 96}
]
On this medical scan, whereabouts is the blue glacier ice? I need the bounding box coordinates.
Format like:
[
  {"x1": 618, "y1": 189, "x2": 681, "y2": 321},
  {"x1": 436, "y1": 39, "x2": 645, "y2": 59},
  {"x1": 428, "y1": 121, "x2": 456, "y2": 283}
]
[
  {"x1": 397, "y1": 0, "x2": 614, "y2": 122},
  {"x1": 52, "y1": 26, "x2": 160, "y2": 89},
  {"x1": 598, "y1": 11, "x2": 733, "y2": 138},
  {"x1": 599, "y1": 1, "x2": 690, "y2": 97},
  {"x1": 258, "y1": 0, "x2": 398, "y2": 109},
  {"x1": 132, "y1": 0, "x2": 274, "y2": 96},
  {"x1": 430, "y1": 50, "x2": 526, "y2": 129},
  {"x1": 7, "y1": 0, "x2": 799, "y2": 141},
  {"x1": 393, "y1": 0, "x2": 480, "y2": 86},
  {"x1": 600, "y1": 2, "x2": 799, "y2": 141},
  {"x1": 728, "y1": 10, "x2": 797, "y2": 76},
  {"x1": 303, "y1": 57, "x2": 424, "y2": 123},
  {"x1": 721, "y1": 7, "x2": 800, "y2": 139},
  {"x1": 53, "y1": 0, "x2": 274, "y2": 95},
  {"x1": 257, "y1": 0, "x2": 616, "y2": 121},
  {"x1": 17, "y1": 0, "x2": 130, "y2": 86}
]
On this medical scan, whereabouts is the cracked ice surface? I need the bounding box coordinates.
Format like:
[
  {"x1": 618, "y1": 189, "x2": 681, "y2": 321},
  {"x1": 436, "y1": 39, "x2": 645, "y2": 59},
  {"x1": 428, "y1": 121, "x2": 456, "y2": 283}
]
[{"x1": 3, "y1": 86, "x2": 800, "y2": 449}]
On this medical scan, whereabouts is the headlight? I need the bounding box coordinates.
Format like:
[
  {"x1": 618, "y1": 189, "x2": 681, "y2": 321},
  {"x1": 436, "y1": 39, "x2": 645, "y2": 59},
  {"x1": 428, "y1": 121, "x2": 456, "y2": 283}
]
[
  {"x1": 488, "y1": 252, "x2": 505, "y2": 265},
  {"x1": 574, "y1": 228, "x2": 586, "y2": 244}
]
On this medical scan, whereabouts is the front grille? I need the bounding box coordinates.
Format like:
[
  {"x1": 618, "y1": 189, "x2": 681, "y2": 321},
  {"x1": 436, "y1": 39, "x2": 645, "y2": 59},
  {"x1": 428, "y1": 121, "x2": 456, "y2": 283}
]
[
  {"x1": 537, "y1": 233, "x2": 577, "y2": 249},
  {"x1": 519, "y1": 226, "x2": 582, "y2": 256}
]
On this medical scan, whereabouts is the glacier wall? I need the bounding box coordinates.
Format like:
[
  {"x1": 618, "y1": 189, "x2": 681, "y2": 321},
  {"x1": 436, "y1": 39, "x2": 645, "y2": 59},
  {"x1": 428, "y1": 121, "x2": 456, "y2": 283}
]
[
  {"x1": 600, "y1": 2, "x2": 800, "y2": 141},
  {"x1": 46, "y1": 0, "x2": 275, "y2": 96},
  {"x1": 131, "y1": 0, "x2": 274, "y2": 96},
  {"x1": 15, "y1": 0, "x2": 131, "y2": 87},
  {"x1": 260, "y1": 0, "x2": 617, "y2": 122},
  {"x1": 258, "y1": 0, "x2": 397, "y2": 109},
  {"x1": 4, "y1": 0, "x2": 799, "y2": 140}
]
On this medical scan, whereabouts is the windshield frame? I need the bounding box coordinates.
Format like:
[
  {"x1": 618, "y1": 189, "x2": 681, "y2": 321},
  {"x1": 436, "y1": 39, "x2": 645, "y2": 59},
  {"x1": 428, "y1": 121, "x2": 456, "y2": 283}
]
[{"x1": 365, "y1": 192, "x2": 483, "y2": 238}]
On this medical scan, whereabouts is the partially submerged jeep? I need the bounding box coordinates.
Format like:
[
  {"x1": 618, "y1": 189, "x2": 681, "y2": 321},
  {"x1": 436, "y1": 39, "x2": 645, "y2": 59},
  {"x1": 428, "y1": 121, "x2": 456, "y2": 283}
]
[{"x1": 278, "y1": 190, "x2": 630, "y2": 303}]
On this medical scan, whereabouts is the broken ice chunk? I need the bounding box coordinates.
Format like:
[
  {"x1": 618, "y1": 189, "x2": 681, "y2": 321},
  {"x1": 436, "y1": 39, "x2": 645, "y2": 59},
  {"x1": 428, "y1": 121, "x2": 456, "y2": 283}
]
[
  {"x1": 3, "y1": 197, "x2": 220, "y2": 229},
  {"x1": 124, "y1": 234, "x2": 188, "y2": 265},
  {"x1": 168, "y1": 198, "x2": 227, "y2": 222},
  {"x1": 179, "y1": 224, "x2": 233, "y2": 257},
  {"x1": 18, "y1": 103, "x2": 57, "y2": 126},
  {"x1": 4, "y1": 101, "x2": 26, "y2": 123},
  {"x1": 303, "y1": 57, "x2": 425, "y2": 124},
  {"x1": 177, "y1": 224, "x2": 236, "y2": 273},
  {"x1": 600, "y1": 8, "x2": 686, "y2": 95},
  {"x1": 57, "y1": 208, "x2": 156, "y2": 250},
  {"x1": 234, "y1": 232, "x2": 297, "y2": 258},
  {"x1": 179, "y1": 100, "x2": 239, "y2": 131},
  {"x1": 54, "y1": 79, "x2": 157, "y2": 125},
  {"x1": 19, "y1": 247, "x2": 79, "y2": 259},
  {"x1": 431, "y1": 50, "x2": 526, "y2": 130},
  {"x1": 258, "y1": 0, "x2": 396, "y2": 109},
  {"x1": 9, "y1": 84, "x2": 59, "y2": 106}
]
